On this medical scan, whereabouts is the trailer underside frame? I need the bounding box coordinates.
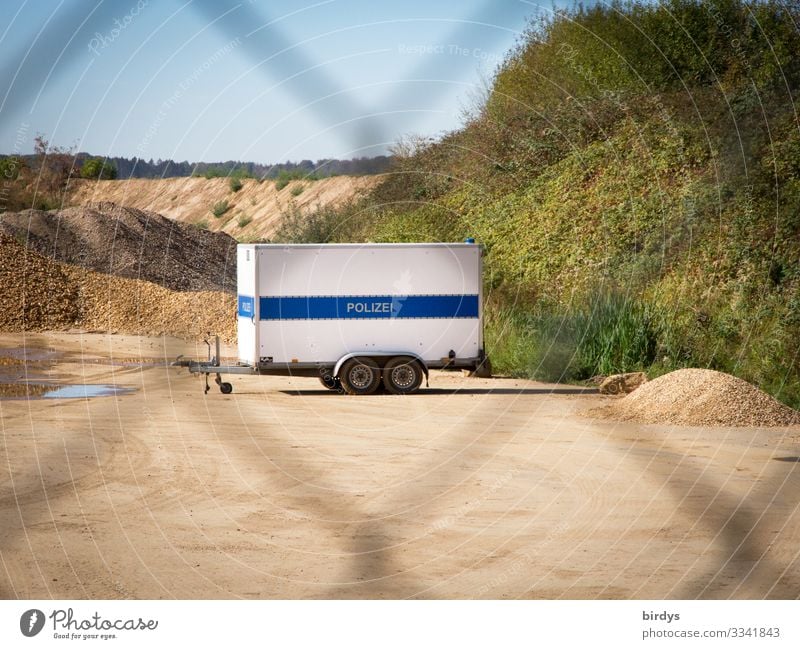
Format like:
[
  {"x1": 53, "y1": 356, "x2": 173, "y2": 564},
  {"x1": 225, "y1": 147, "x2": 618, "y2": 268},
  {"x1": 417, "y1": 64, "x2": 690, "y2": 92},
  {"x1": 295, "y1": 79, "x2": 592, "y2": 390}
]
[{"x1": 173, "y1": 336, "x2": 489, "y2": 394}]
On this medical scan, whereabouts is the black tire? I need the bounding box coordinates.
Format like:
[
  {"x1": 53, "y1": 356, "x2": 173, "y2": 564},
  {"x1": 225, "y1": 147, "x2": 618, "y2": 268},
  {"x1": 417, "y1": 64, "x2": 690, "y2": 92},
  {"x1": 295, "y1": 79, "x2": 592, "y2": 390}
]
[
  {"x1": 340, "y1": 357, "x2": 381, "y2": 395},
  {"x1": 319, "y1": 373, "x2": 340, "y2": 390},
  {"x1": 382, "y1": 356, "x2": 423, "y2": 395},
  {"x1": 219, "y1": 382, "x2": 233, "y2": 394}
]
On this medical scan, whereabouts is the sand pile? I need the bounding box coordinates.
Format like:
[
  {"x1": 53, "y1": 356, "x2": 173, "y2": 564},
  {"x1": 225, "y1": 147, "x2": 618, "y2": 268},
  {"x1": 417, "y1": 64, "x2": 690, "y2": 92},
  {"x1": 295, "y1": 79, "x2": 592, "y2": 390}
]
[
  {"x1": 591, "y1": 368, "x2": 799, "y2": 427},
  {"x1": 0, "y1": 232, "x2": 235, "y2": 341},
  {"x1": 0, "y1": 202, "x2": 236, "y2": 292}
]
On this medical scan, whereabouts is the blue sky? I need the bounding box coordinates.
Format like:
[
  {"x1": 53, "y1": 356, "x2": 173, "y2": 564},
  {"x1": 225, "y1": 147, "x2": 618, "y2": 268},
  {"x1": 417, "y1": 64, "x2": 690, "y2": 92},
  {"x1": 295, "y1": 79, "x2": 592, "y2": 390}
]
[{"x1": 0, "y1": 0, "x2": 553, "y2": 163}]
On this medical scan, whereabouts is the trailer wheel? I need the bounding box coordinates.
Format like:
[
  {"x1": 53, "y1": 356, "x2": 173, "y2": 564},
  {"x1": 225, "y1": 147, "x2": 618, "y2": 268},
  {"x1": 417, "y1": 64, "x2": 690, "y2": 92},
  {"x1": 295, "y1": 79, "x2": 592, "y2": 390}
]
[
  {"x1": 340, "y1": 357, "x2": 381, "y2": 395},
  {"x1": 219, "y1": 382, "x2": 233, "y2": 394},
  {"x1": 383, "y1": 356, "x2": 423, "y2": 395}
]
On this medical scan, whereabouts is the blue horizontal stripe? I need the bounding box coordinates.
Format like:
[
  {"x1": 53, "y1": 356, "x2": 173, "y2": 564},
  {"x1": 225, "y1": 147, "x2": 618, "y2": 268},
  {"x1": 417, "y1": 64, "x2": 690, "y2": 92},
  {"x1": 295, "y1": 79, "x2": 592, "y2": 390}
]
[
  {"x1": 259, "y1": 295, "x2": 479, "y2": 320},
  {"x1": 237, "y1": 295, "x2": 255, "y2": 318}
]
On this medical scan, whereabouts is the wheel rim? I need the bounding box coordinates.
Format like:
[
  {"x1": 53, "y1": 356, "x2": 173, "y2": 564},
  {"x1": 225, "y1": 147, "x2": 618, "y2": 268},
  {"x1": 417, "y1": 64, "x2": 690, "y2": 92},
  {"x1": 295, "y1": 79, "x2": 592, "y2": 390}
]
[
  {"x1": 348, "y1": 364, "x2": 374, "y2": 389},
  {"x1": 391, "y1": 364, "x2": 416, "y2": 389}
]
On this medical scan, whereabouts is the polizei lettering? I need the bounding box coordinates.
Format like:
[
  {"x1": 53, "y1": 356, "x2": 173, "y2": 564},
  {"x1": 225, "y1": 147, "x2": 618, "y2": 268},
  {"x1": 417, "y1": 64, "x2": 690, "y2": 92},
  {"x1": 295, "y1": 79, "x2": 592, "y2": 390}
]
[
  {"x1": 50, "y1": 608, "x2": 158, "y2": 631},
  {"x1": 346, "y1": 301, "x2": 392, "y2": 314}
]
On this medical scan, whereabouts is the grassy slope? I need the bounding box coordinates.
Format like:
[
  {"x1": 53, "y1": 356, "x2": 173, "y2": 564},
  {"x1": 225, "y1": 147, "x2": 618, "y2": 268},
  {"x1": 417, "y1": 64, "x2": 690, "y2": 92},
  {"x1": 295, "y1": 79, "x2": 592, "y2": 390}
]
[{"x1": 274, "y1": 0, "x2": 800, "y2": 407}]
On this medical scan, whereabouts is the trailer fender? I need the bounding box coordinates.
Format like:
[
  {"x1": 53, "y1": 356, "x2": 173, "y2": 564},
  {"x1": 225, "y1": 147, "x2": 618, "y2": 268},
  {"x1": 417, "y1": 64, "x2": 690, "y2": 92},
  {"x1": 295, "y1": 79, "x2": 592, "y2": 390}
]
[{"x1": 333, "y1": 352, "x2": 429, "y2": 381}]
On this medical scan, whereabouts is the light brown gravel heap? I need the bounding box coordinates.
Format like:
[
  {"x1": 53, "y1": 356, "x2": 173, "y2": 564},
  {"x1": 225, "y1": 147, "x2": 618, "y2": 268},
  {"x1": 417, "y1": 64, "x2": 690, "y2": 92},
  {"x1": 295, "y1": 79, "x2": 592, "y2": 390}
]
[
  {"x1": 0, "y1": 202, "x2": 237, "y2": 292},
  {"x1": 63, "y1": 265, "x2": 236, "y2": 342},
  {"x1": 0, "y1": 232, "x2": 236, "y2": 342},
  {"x1": 0, "y1": 232, "x2": 81, "y2": 330},
  {"x1": 591, "y1": 368, "x2": 799, "y2": 427}
]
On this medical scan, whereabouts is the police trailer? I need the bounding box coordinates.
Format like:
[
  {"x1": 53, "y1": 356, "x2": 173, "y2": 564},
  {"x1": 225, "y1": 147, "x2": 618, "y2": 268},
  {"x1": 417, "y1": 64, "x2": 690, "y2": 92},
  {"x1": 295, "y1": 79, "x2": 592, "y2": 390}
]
[{"x1": 179, "y1": 242, "x2": 489, "y2": 395}]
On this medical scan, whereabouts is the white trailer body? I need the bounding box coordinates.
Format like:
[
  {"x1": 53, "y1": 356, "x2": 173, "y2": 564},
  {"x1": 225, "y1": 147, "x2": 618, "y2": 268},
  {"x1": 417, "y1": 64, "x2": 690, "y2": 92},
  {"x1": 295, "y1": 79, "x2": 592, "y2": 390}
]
[
  {"x1": 178, "y1": 242, "x2": 487, "y2": 395},
  {"x1": 236, "y1": 243, "x2": 484, "y2": 372}
]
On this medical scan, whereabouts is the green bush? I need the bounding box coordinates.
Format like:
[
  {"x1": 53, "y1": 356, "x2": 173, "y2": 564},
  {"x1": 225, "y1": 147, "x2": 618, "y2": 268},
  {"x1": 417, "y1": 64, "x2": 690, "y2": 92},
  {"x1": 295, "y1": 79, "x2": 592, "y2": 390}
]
[
  {"x1": 195, "y1": 219, "x2": 209, "y2": 230},
  {"x1": 229, "y1": 177, "x2": 243, "y2": 192},
  {"x1": 211, "y1": 200, "x2": 230, "y2": 218},
  {"x1": 485, "y1": 289, "x2": 657, "y2": 382},
  {"x1": 490, "y1": 0, "x2": 800, "y2": 120},
  {"x1": 0, "y1": 156, "x2": 23, "y2": 180},
  {"x1": 237, "y1": 213, "x2": 252, "y2": 228},
  {"x1": 34, "y1": 196, "x2": 60, "y2": 210},
  {"x1": 80, "y1": 157, "x2": 117, "y2": 180},
  {"x1": 274, "y1": 201, "x2": 381, "y2": 243},
  {"x1": 290, "y1": 184, "x2": 305, "y2": 197}
]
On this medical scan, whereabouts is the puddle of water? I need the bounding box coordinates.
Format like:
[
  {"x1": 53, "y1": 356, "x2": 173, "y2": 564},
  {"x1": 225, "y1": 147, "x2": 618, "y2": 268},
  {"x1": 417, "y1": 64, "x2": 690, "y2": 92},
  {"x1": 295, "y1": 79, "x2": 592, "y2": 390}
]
[
  {"x1": 43, "y1": 384, "x2": 136, "y2": 399},
  {"x1": 0, "y1": 382, "x2": 135, "y2": 400},
  {"x1": 0, "y1": 347, "x2": 140, "y2": 400}
]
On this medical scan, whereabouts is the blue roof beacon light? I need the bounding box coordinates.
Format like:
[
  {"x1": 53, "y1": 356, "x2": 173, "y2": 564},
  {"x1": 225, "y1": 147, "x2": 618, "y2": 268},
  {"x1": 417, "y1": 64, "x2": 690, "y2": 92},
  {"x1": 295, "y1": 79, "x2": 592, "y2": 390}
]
[{"x1": 464, "y1": 237, "x2": 475, "y2": 244}]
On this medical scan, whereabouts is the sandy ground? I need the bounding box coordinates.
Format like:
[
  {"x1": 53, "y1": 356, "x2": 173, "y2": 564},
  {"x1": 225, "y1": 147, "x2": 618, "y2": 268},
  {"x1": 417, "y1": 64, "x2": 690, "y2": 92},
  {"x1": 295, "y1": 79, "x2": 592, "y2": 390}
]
[
  {"x1": 1, "y1": 332, "x2": 799, "y2": 600},
  {"x1": 68, "y1": 176, "x2": 379, "y2": 241}
]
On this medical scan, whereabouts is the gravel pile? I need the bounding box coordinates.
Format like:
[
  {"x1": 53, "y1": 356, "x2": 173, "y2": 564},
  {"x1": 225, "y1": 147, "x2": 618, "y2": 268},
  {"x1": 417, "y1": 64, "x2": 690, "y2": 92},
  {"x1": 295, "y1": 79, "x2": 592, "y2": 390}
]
[
  {"x1": 0, "y1": 232, "x2": 81, "y2": 330},
  {"x1": 591, "y1": 368, "x2": 799, "y2": 427},
  {"x1": 0, "y1": 232, "x2": 235, "y2": 342},
  {"x1": 0, "y1": 202, "x2": 236, "y2": 292}
]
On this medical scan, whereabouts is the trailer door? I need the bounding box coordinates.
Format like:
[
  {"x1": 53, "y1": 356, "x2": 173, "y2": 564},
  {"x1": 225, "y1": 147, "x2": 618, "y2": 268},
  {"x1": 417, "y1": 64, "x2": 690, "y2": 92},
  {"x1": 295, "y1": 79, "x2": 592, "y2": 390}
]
[{"x1": 236, "y1": 245, "x2": 258, "y2": 365}]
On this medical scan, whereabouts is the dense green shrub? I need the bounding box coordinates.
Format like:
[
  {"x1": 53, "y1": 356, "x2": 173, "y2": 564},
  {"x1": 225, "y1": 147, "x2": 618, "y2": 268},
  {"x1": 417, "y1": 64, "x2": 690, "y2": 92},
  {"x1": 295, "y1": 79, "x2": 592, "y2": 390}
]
[
  {"x1": 273, "y1": 204, "x2": 346, "y2": 243},
  {"x1": 485, "y1": 290, "x2": 657, "y2": 382},
  {"x1": 80, "y1": 157, "x2": 117, "y2": 180},
  {"x1": 0, "y1": 156, "x2": 23, "y2": 180}
]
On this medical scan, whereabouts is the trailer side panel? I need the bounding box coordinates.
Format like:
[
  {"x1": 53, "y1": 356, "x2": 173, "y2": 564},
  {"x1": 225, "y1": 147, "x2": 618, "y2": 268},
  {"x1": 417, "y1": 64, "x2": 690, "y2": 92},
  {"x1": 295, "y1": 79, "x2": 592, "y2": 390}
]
[{"x1": 238, "y1": 243, "x2": 483, "y2": 366}]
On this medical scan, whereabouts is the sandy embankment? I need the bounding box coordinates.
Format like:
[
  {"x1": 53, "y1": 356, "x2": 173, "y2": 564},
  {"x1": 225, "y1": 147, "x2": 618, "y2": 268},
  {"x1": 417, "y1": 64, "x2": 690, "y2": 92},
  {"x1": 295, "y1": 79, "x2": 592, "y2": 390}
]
[{"x1": 68, "y1": 175, "x2": 380, "y2": 241}]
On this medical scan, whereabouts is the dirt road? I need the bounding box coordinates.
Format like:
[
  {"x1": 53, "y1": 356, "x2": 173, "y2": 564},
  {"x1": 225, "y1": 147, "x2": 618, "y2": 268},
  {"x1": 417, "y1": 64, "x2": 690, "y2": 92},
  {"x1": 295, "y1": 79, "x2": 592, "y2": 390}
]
[{"x1": 1, "y1": 333, "x2": 799, "y2": 599}]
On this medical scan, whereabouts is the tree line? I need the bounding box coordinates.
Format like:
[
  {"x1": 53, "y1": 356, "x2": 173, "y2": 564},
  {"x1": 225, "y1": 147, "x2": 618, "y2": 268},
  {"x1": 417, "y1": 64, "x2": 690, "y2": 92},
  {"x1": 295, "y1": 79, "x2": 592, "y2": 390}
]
[{"x1": 0, "y1": 151, "x2": 393, "y2": 181}]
